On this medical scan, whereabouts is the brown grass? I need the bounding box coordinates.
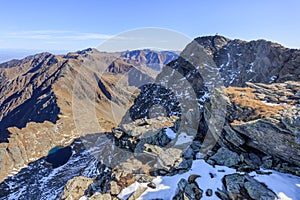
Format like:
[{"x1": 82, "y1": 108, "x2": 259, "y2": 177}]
[{"x1": 225, "y1": 87, "x2": 284, "y2": 119}]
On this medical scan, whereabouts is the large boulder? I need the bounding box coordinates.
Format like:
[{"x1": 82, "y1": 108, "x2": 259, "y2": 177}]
[
  {"x1": 210, "y1": 147, "x2": 240, "y2": 167},
  {"x1": 222, "y1": 173, "x2": 277, "y2": 200},
  {"x1": 173, "y1": 177, "x2": 203, "y2": 200}
]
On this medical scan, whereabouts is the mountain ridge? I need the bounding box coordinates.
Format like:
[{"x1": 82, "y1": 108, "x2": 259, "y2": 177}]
[
  {"x1": 0, "y1": 35, "x2": 300, "y2": 199},
  {"x1": 0, "y1": 48, "x2": 178, "y2": 182}
]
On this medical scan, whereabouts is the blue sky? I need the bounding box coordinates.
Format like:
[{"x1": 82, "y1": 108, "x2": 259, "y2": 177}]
[{"x1": 0, "y1": 0, "x2": 299, "y2": 53}]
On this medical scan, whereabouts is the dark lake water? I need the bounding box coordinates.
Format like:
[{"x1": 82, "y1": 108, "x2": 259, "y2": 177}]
[{"x1": 46, "y1": 146, "x2": 72, "y2": 168}]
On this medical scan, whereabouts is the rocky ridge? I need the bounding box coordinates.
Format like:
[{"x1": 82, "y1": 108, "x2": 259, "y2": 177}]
[
  {"x1": 1, "y1": 36, "x2": 300, "y2": 199},
  {"x1": 106, "y1": 36, "x2": 300, "y2": 199},
  {"x1": 58, "y1": 36, "x2": 300, "y2": 199}
]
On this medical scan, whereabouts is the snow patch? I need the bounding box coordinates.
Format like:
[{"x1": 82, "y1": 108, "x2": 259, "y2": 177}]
[
  {"x1": 262, "y1": 101, "x2": 283, "y2": 106},
  {"x1": 118, "y1": 182, "x2": 141, "y2": 199},
  {"x1": 198, "y1": 92, "x2": 210, "y2": 103},
  {"x1": 250, "y1": 169, "x2": 300, "y2": 200},
  {"x1": 270, "y1": 75, "x2": 277, "y2": 83},
  {"x1": 165, "y1": 128, "x2": 176, "y2": 140},
  {"x1": 246, "y1": 62, "x2": 254, "y2": 73},
  {"x1": 120, "y1": 159, "x2": 300, "y2": 200},
  {"x1": 135, "y1": 160, "x2": 236, "y2": 200},
  {"x1": 175, "y1": 132, "x2": 194, "y2": 145},
  {"x1": 226, "y1": 53, "x2": 231, "y2": 66},
  {"x1": 218, "y1": 63, "x2": 224, "y2": 70}
]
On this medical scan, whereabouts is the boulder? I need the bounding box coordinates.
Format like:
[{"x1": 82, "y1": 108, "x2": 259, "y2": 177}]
[
  {"x1": 205, "y1": 189, "x2": 213, "y2": 197},
  {"x1": 210, "y1": 147, "x2": 240, "y2": 167},
  {"x1": 173, "y1": 178, "x2": 203, "y2": 200},
  {"x1": 223, "y1": 173, "x2": 277, "y2": 200}
]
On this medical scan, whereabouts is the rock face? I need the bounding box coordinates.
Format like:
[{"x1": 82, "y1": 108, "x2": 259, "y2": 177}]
[
  {"x1": 216, "y1": 81, "x2": 300, "y2": 173},
  {"x1": 195, "y1": 35, "x2": 300, "y2": 86}
]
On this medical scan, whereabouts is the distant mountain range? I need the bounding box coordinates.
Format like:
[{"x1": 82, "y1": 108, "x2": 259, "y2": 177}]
[{"x1": 0, "y1": 49, "x2": 56, "y2": 63}]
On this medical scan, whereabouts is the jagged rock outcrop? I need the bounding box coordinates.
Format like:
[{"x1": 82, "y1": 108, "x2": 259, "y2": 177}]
[
  {"x1": 127, "y1": 36, "x2": 300, "y2": 172},
  {"x1": 211, "y1": 81, "x2": 300, "y2": 174},
  {"x1": 173, "y1": 176, "x2": 203, "y2": 200},
  {"x1": 103, "y1": 116, "x2": 195, "y2": 198},
  {"x1": 195, "y1": 35, "x2": 300, "y2": 86},
  {"x1": 118, "y1": 36, "x2": 300, "y2": 198}
]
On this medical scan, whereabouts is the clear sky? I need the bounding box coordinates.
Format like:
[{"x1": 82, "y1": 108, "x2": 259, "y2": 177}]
[{"x1": 0, "y1": 0, "x2": 299, "y2": 53}]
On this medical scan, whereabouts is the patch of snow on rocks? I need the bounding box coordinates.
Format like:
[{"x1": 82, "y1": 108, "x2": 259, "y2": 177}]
[
  {"x1": 246, "y1": 62, "x2": 254, "y2": 73},
  {"x1": 226, "y1": 53, "x2": 231, "y2": 66},
  {"x1": 119, "y1": 159, "x2": 300, "y2": 200},
  {"x1": 175, "y1": 132, "x2": 194, "y2": 145},
  {"x1": 165, "y1": 128, "x2": 176, "y2": 140},
  {"x1": 250, "y1": 169, "x2": 300, "y2": 200}
]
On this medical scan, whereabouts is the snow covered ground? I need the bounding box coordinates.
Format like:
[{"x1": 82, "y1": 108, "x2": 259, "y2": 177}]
[
  {"x1": 118, "y1": 159, "x2": 300, "y2": 200},
  {"x1": 250, "y1": 170, "x2": 300, "y2": 200}
]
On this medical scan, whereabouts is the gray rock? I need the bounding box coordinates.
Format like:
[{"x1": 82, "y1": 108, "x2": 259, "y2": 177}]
[
  {"x1": 147, "y1": 182, "x2": 156, "y2": 189},
  {"x1": 232, "y1": 117, "x2": 300, "y2": 167},
  {"x1": 173, "y1": 178, "x2": 203, "y2": 200},
  {"x1": 205, "y1": 189, "x2": 213, "y2": 197},
  {"x1": 215, "y1": 189, "x2": 230, "y2": 200},
  {"x1": 249, "y1": 153, "x2": 262, "y2": 166},
  {"x1": 223, "y1": 173, "x2": 277, "y2": 200},
  {"x1": 210, "y1": 147, "x2": 240, "y2": 167},
  {"x1": 223, "y1": 125, "x2": 245, "y2": 147}
]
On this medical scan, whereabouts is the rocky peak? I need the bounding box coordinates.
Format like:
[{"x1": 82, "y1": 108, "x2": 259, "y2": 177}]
[
  {"x1": 194, "y1": 35, "x2": 231, "y2": 54},
  {"x1": 119, "y1": 49, "x2": 178, "y2": 71},
  {"x1": 184, "y1": 35, "x2": 300, "y2": 87},
  {"x1": 126, "y1": 36, "x2": 300, "y2": 173}
]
